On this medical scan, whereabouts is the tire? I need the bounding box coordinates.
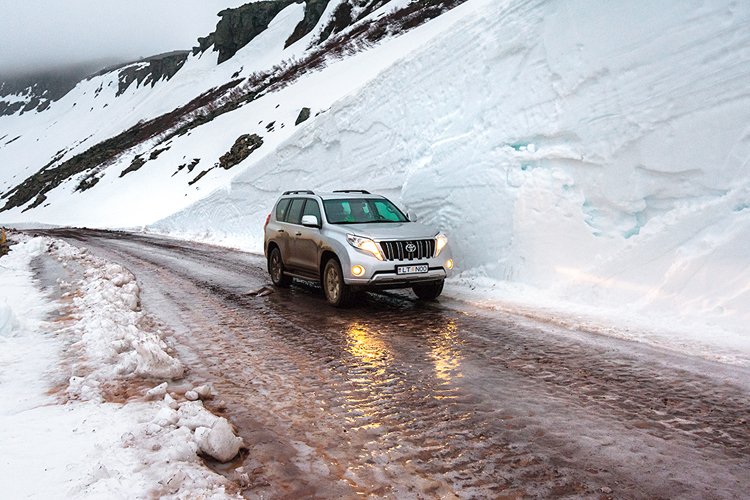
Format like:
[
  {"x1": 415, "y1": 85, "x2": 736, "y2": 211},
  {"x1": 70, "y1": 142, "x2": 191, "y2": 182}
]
[
  {"x1": 323, "y1": 258, "x2": 352, "y2": 307},
  {"x1": 413, "y1": 280, "x2": 444, "y2": 300},
  {"x1": 268, "y1": 247, "x2": 292, "y2": 288}
]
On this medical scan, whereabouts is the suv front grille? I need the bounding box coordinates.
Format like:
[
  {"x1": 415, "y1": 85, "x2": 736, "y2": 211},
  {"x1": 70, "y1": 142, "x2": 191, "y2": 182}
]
[{"x1": 379, "y1": 239, "x2": 436, "y2": 261}]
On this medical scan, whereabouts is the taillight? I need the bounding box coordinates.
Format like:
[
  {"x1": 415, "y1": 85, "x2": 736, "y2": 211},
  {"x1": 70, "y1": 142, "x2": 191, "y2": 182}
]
[{"x1": 264, "y1": 213, "x2": 271, "y2": 228}]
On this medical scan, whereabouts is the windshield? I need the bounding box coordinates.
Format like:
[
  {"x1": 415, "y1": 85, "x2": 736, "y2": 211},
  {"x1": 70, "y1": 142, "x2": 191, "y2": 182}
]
[{"x1": 323, "y1": 198, "x2": 409, "y2": 224}]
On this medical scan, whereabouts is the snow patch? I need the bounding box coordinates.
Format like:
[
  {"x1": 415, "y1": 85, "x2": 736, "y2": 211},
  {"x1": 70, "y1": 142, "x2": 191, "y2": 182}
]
[
  {"x1": 46, "y1": 238, "x2": 184, "y2": 401},
  {"x1": 0, "y1": 235, "x2": 244, "y2": 497}
]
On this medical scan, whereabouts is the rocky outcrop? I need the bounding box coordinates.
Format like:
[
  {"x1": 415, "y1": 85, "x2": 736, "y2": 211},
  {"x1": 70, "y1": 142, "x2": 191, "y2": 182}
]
[
  {"x1": 285, "y1": 0, "x2": 331, "y2": 47},
  {"x1": 195, "y1": 1, "x2": 341, "y2": 62},
  {"x1": 316, "y1": 1, "x2": 353, "y2": 43},
  {"x1": 0, "y1": 61, "x2": 115, "y2": 117},
  {"x1": 119, "y1": 156, "x2": 146, "y2": 178},
  {"x1": 0, "y1": 101, "x2": 24, "y2": 117},
  {"x1": 218, "y1": 134, "x2": 264, "y2": 170},
  {"x1": 116, "y1": 51, "x2": 190, "y2": 97},
  {"x1": 195, "y1": 1, "x2": 297, "y2": 64},
  {"x1": 295, "y1": 107, "x2": 311, "y2": 125}
]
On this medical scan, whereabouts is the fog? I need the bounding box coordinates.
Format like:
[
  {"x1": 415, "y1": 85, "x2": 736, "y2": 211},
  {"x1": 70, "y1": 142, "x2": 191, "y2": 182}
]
[{"x1": 0, "y1": 0, "x2": 251, "y2": 77}]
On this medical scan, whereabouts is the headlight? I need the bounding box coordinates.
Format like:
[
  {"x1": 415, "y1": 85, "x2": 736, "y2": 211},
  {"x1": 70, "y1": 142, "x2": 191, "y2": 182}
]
[
  {"x1": 346, "y1": 234, "x2": 384, "y2": 261},
  {"x1": 435, "y1": 233, "x2": 448, "y2": 256}
]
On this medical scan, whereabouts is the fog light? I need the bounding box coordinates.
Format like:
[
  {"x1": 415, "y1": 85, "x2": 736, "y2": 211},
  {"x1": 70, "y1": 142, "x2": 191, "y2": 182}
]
[
  {"x1": 446, "y1": 259, "x2": 454, "y2": 270},
  {"x1": 351, "y1": 265, "x2": 365, "y2": 277}
]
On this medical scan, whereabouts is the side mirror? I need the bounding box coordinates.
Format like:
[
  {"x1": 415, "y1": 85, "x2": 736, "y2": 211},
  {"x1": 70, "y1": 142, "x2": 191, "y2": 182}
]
[
  {"x1": 407, "y1": 210, "x2": 417, "y2": 222},
  {"x1": 301, "y1": 215, "x2": 320, "y2": 228}
]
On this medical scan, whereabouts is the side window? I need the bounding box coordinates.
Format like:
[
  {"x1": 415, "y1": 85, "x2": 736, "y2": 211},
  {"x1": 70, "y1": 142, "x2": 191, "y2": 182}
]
[
  {"x1": 302, "y1": 199, "x2": 322, "y2": 222},
  {"x1": 275, "y1": 198, "x2": 291, "y2": 221},
  {"x1": 374, "y1": 200, "x2": 401, "y2": 221},
  {"x1": 287, "y1": 198, "x2": 306, "y2": 225}
]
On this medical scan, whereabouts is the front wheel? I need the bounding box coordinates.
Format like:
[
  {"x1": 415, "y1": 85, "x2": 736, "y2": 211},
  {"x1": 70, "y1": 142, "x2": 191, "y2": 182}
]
[
  {"x1": 413, "y1": 280, "x2": 444, "y2": 300},
  {"x1": 268, "y1": 247, "x2": 292, "y2": 287},
  {"x1": 323, "y1": 259, "x2": 352, "y2": 307}
]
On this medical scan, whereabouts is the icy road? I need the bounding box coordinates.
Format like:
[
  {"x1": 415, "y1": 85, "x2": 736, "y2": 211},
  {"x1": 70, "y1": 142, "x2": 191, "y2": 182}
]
[{"x1": 38, "y1": 229, "x2": 750, "y2": 498}]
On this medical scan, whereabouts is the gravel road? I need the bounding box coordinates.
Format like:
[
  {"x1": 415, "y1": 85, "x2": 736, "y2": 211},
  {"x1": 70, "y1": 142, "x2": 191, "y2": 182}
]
[{"x1": 36, "y1": 229, "x2": 750, "y2": 499}]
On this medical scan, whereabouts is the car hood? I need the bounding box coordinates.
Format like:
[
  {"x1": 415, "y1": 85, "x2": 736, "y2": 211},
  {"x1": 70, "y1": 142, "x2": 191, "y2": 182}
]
[{"x1": 335, "y1": 222, "x2": 439, "y2": 240}]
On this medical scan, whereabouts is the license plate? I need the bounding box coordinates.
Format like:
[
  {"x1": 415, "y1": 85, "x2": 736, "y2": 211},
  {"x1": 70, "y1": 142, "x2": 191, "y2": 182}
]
[{"x1": 396, "y1": 264, "x2": 429, "y2": 275}]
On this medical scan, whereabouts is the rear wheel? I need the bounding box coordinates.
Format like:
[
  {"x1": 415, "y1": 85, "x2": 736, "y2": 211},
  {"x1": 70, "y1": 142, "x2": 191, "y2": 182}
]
[
  {"x1": 413, "y1": 280, "x2": 444, "y2": 300},
  {"x1": 323, "y1": 259, "x2": 352, "y2": 307},
  {"x1": 268, "y1": 247, "x2": 292, "y2": 287}
]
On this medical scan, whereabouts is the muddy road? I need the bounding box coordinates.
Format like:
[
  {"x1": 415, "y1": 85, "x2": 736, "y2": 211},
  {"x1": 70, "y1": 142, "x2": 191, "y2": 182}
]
[{"x1": 36, "y1": 229, "x2": 750, "y2": 499}]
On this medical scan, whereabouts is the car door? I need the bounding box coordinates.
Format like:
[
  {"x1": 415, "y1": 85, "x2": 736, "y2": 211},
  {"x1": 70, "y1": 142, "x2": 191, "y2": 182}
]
[
  {"x1": 293, "y1": 199, "x2": 322, "y2": 273},
  {"x1": 271, "y1": 197, "x2": 292, "y2": 258},
  {"x1": 282, "y1": 198, "x2": 306, "y2": 268}
]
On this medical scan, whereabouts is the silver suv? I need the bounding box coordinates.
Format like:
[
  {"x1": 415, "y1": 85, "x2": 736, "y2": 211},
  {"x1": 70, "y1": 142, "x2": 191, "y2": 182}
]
[{"x1": 263, "y1": 190, "x2": 454, "y2": 306}]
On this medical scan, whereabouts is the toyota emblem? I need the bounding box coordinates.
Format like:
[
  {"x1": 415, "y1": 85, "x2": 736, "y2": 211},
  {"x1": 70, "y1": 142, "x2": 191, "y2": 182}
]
[{"x1": 405, "y1": 243, "x2": 417, "y2": 253}]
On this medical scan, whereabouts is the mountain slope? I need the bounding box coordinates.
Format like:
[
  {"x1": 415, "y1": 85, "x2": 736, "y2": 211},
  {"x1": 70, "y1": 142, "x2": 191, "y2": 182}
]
[{"x1": 0, "y1": 0, "x2": 461, "y2": 225}]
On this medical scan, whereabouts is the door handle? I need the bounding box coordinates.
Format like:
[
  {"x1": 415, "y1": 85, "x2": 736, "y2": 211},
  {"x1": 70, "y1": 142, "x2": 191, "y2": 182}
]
[
  {"x1": 277, "y1": 229, "x2": 285, "y2": 233},
  {"x1": 295, "y1": 232, "x2": 302, "y2": 236}
]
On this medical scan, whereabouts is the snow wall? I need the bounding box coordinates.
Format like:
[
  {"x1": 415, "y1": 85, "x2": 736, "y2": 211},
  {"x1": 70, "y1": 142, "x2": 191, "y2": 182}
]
[{"x1": 156, "y1": 0, "x2": 750, "y2": 337}]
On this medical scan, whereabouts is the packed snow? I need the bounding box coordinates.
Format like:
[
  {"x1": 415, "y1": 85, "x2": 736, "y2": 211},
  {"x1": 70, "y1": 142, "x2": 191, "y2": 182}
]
[
  {"x1": 0, "y1": 236, "x2": 243, "y2": 497},
  {"x1": 0, "y1": 0, "x2": 748, "y2": 364}
]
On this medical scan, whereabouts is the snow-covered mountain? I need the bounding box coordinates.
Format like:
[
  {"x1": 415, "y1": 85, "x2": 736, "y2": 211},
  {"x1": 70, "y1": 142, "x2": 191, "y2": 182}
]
[{"x1": 1, "y1": 0, "x2": 748, "y2": 356}]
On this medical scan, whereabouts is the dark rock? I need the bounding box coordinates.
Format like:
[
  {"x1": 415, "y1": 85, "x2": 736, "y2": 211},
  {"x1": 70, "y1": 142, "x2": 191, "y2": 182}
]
[
  {"x1": 20, "y1": 97, "x2": 42, "y2": 115},
  {"x1": 120, "y1": 156, "x2": 146, "y2": 178},
  {"x1": 76, "y1": 175, "x2": 101, "y2": 192},
  {"x1": 189, "y1": 168, "x2": 213, "y2": 185},
  {"x1": 117, "y1": 51, "x2": 189, "y2": 97},
  {"x1": 285, "y1": 0, "x2": 332, "y2": 47},
  {"x1": 196, "y1": 1, "x2": 296, "y2": 64},
  {"x1": 295, "y1": 107, "x2": 311, "y2": 125},
  {"x1": 173, "y1": 158, "x2": 201, "y2": 177},
  {"x1": 218, "y1": 134, "x2": 264, "y2": 170},
  {"x1": 0, "y1": 101, "x2": 24, "y2": 117},
  {"x1": 317, "y1": 1, "x2": 353, "y2": 43},
  {"x1": 188, "y1": 158, "x2": 201, "y2": 172},
  {"x1": 149, "y1": 147, "x2": 170, "y2": 160}
]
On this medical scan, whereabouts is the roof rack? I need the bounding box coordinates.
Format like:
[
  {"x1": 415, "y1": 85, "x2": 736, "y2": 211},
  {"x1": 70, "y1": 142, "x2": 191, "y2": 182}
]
[
  {"x1": 283, "y1": 190, "x2": 315, "y2": 195},
  {"x1": 332, "y1": 189, "x2": 370, "y2": 194}
]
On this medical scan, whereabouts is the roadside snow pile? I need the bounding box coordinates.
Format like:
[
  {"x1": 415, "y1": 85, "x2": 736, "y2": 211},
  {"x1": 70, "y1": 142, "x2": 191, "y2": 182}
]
[
  {"x1": 0, "y1": 236, "x2": 59, "y2": 412},
  {"x1": 174, "y1": 399, "x2": 243, "y2": 463},
  {"x1": 47, "y1": 240, "x2": 184, "y2": 400},
  {"x1": 0, "y1": 236, "x2": 244, "y2": 498},
  {"x1": 0, "y1": 301, "x2": 19, "y2": 336}
]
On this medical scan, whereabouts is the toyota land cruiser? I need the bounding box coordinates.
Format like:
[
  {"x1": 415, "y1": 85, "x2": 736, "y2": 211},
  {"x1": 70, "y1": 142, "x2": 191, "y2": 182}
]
[{"x1": 263, "y1": 190, "x2": 454, "y2": 306}]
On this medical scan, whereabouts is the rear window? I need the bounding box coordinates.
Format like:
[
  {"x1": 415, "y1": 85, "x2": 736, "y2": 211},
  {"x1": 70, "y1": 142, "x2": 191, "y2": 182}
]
[
  {"x1": 275, "y1": 198, "x2": 291, "y2": 221},
  {"x1": 287, "y1": 198, "x2": 306, "y2": 225}
]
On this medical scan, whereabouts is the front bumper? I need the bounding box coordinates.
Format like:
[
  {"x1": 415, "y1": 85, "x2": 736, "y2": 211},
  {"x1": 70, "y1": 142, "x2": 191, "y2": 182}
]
[{"x1": 341, "y1": 246, "x2": 454, "y2": 287}]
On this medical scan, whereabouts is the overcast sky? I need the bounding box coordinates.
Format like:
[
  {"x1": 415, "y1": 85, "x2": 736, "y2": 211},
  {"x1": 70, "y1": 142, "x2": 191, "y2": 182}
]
[{"x1": 0, "y1": 0, "x2": 250, "y2": 76}]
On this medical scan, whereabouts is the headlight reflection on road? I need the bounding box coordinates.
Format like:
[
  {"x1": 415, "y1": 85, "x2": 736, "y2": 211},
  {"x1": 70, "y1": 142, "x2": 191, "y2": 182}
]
[
  {"x1": 345, "y1": 322, "x2": 393, "y2": 376},
  {"x1": 341, "y1": 322, "x2": 394, "y2": 437},
  {"x1": 428, "y1": 319, "x2": 463, "y2": 384}
]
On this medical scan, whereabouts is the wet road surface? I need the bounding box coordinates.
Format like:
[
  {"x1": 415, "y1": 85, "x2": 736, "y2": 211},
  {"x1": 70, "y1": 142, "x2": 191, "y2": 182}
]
[{"x1": 36, "y1": 229, "x2": 750, "y2": 499}]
